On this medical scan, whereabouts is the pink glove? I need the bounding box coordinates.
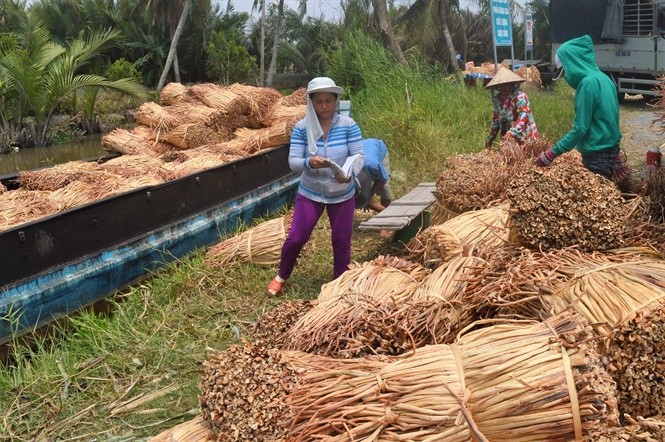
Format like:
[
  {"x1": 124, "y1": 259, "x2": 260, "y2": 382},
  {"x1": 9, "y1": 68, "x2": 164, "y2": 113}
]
[{"x1": 535, "y1": 148, "x2": 556, "y2": 167}]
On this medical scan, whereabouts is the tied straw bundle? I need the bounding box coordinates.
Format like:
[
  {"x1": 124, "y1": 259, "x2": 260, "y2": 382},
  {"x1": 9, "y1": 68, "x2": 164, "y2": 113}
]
[
  {"x1": 233, "y1": 119, "x2": 297, "y2": 154},
  {"x1": 229, "y1": 83, "x2": 283, "y2": 127},
  {"x1": 468, "y1": 246, "x2": 661, "y2": 322},
  {"x1": 134, "y1": 101, "x2": 185, "y2": 134},
  {"x1": 159, "y1": 82, "x2": 203, "y2": 106},
  {"x1": 149, "y1": 416, "x2": 213, "y2": 442},
  {"x1": 200, "y1": 311, "x2": 618, "y2": 441},
  {"x1": 318, "y1": 255, "x2": 429, "y2": 302},
  {"x1": 15, "y1": 160, "x2": 101, "y2": 191},
  {"x1": 49, "y1": 180, "x2": 95, "y2": 210},
  {"x1": 162, "y1": 123, "x2": 230, "y2": 150},
  {"x1": 205, "y1": 213, "x2": 295, "y2": 268},
  {"x1": 407, "y1": 202, "x2": 511, "y2": 267},
  {"x1": 102, "y1": 128, "x2": 169, "y2": 156},
  {"x1": 281, "y1": 256, "x2": 495, "y2": 358},
  {"x1": 0, "y1": 189, "x2": 60, "y2": 232},
  {"x1": 188, "y1": 83, "x2": 249, "y2": 114},
  {"x1": 508, "y1": 161, "x2": 627, "y2": 252},
  {"x1": 432, "y1": 137, "x2": 554, "y2": 218},
  {"x1": 546, "y1": 258, "x2": 665, "y2": 418}
]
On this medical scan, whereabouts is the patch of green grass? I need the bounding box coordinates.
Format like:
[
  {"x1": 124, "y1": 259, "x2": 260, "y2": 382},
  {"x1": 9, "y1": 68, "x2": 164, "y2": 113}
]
[{"x1": 0, "y1": 63, "x2": 578, "y2": 439}]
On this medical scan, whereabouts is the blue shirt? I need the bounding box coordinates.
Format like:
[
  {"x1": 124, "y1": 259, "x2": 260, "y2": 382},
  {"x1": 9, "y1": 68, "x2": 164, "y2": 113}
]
[{"x1": 362, "y1": 138, "x2": 389, "y2": 183}]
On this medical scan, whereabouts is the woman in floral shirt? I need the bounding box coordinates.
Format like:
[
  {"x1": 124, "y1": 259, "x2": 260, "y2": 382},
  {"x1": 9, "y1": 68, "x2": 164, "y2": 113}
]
[{"x1": 484, "y1": 67, "x2": 539, "y2": 149}]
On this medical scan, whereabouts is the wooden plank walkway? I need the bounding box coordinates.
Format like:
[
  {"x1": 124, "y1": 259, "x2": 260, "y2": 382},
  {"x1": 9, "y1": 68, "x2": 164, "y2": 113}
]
[{"x1": 358, "y1": 182, "x2": 437, "y2": 231}]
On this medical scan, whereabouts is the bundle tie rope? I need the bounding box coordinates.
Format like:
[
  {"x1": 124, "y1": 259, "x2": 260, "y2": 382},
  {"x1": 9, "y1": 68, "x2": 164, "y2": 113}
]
[
  {"x1": 449, "y1": 343, "x2": 490, "y2": 442},
  {"x1": 560, "y1": 347, "x2": 583, "y2": 441},
  {"x1": 247, "y1": 229, "x2": 254, "y2": 262},
  {"x1": 544, "y1": 320, "x2": 583, "y2": 441}
]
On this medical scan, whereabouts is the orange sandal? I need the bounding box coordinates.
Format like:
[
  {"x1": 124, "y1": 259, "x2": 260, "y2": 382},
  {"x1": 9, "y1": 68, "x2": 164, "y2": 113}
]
[{"x1": 267, "y1": 278, "x2": 284, "y2": 296}]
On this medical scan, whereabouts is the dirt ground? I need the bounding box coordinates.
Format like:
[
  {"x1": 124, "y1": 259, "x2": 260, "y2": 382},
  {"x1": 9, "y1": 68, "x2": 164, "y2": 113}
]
[{"x1": 620, "y1": 95, "x2": 663, "y2": 176}]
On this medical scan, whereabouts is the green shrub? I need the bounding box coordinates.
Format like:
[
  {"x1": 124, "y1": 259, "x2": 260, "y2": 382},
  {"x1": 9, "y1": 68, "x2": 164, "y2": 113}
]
[{"x1": 106, "y1": 58, "x2": 143, "y2": 84}]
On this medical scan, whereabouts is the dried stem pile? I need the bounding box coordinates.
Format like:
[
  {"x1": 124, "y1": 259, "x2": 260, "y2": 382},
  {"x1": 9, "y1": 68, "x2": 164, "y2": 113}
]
[
  {"x1": 149, "y1": 416, "x2": 213, "y2": 442},
  {"x1": 508, "y1": 161, "x2": 627, "y2": 251},
  {"x1": 205, "y1": 213, "x2": 294, "y2": 268},
  {"x1": 201, "y1": 312, "x2": 619, "y2": 441},
  {"x1": 406, "y1": 203, "x2": 511, "y2": 267},
  {"x1": 548, "y1": 259, "x2": 665, "y2": 418},
  {"x1": 252, "y1": 300, "x2": 315, "y2": 348},
  {"x1": 590, "y1": 414, "x2": 665, "y2": 441},
  {"x1": 285, "y1": 256, "x2": 487, "y2": 358},
  {"x1": 433, "y1": 138, "x2": 555, "y2": 216},
  {"x1": 318, "y1": 255, "x2": 429, "y2": 301},
  {"x1": 16, "y1": 161, "x2": 101, "y2": 191},
  {"x1": 199, "y1": 342, "x2": 297, "y2": 441}
]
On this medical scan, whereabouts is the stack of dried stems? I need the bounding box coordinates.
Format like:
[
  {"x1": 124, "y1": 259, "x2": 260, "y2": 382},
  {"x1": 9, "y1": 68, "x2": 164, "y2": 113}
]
[
  {"x1": 148, "y1": 416, "x2": 213, "y2": 442},
  {"x1": 469, "y1": 246, "x2": 661, "y2": 322},
  {"x1": 159, "y1": 82, "x2": 202, "y2": 106},
  {"x1": 205, "y1": 213, "x2": 294, "y2": 268},
  {"x1": 590, "y1": 414, "x2": 665, "y2": 441},
  {"x1": 135, "y1": 101, "x2": 184, "y2": 133},
  {"x1": 0, "y1": 190, "x2": 60, "y2": 232},
  {"x1": 508, "y1": 161, "x2": 627, "y2": 251},
  {"x1": 188, "y1": 83, "x2": 248, "y2": 113},
  {"x1": 252, "y1": 299, "x2": 314, "y2": 348},
  {"x1": 16, "y1": 161, "x2": 101, "y2": 191},
  {"x1": 277, "y1": 87, "x2": 306, "y2": 107},
  {"x1": 49, "y1": 180, "x2": 95, "y2": 210},
  {"x1": 433, "y1": 138, "x2": 555, "y2": 216},
  {"x1": 285, "y1": 256, "x2": 431, "y2": 357},
  {"x1": 229, "y1": 83, "x2": 283, "y2": 126},
  {"x1": 102, "y1": 128, "x2": 167, "y2": 156},
  {"x1": 318, "y1": 255, "x2": 429, "y2": 301},
  {"x1": 199, "y1": 342, "x2": 296, "y2": 441},
  {"x1": 406, "y1": 203, "x2": 511, "y2": 267},
  {"x1": 547, "y1": 258, "x2": 665, "y2": 418},
  {"x1": 515, "y1": 65, "x2": 543, "y2": 89},
  {"x1": 262, "y1": 104, "x2": 305, "y2": 127},
  {"x1": 0, "y1": 182, "x2": 6, "y2": 194},
  {"x1": 201, "y1": 312, "x2": 619, "y2": 441}
]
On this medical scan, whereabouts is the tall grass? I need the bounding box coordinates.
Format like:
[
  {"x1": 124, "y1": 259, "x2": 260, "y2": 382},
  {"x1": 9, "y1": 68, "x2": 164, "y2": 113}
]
[{"x1": 0, "y1": 36, "x2": 576, "y2": 440}]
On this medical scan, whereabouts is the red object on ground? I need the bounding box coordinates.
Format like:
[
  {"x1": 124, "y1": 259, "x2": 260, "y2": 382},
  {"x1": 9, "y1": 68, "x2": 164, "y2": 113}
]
[{"x1": 646, "y1": 147, "x2": 662, "y2": 168}]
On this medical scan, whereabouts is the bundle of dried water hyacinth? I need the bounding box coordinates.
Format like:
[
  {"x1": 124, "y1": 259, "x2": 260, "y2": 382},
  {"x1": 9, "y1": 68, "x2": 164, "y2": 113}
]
[
  {"x1": 135, "y1": 101, "x2": 184, "y2": 133},
  {"x1": 0, "y1": 182, "x2": 6, "y2": 194},
  {"x1": 200, "y1": 312, "x2": 619, "y2": 441},
  {"x1": 200, "y1": 342, "x2": 297, "y2": 442},
  {"x1": 252, "y1": 299, "x2": 314, "y2": 347},
  {"x1": 102, "y1": 128, "x2": 169, "y2": 156},
  {"x1": 149, "y1": 416, "x2": 213, "y2": 442},
  {"x1": 229, "y1": 83, "x2": 283, "y2": 126},
  {"x1": 16, "y1": 161, "x2": 101, "y2": 191},
  {"x1": 318, "y1": 255, "x2": 429, "y2": 301},
  {"x1": 508, "y1": 161, "x2": 627, "y2": 251},
  {"x1": 433, "y1": 138, "x2": 555, "y2": 215},
  {"x1": 233, "y1": 119, "x2": 297, "y2": 154},
  {"x1": 470, "y1": 246, "x2": 662, "y2": 322},
  {"x1": 406, "y1": 202, "x2": 511, "y2": 267},
  {"x1": 205, "y1": 213, "x2": 294, "y2": 268},
  {"x1": 282, "y1": 255, "x2": 493, "y2": 358},
  {"x1": 159, "y1": 82, "x2": 201, "y2": 106},
  {"x1": 547, "y1": 258, "x2": 665, "y2": 418},
  {"x1": 0, "y1": 189, "x2": 60, "y2": 232}
]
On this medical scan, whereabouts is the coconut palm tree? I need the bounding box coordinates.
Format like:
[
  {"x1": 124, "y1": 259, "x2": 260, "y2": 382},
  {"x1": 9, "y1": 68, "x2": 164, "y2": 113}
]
[
  {"x1": 398, "y1": 0, "x2": 464, "y2": 72},
  {"x1": 370, "y1": 0, "x2": 407, "y2": 65},
  {"x1": 0, "y1": 16, "x2": 147, "y2": 146}
]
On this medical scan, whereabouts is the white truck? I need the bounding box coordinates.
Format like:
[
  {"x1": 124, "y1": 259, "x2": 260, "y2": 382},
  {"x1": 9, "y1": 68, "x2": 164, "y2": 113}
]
[{"x1": 550, "y1": 0, "x2": 665, "y2": 101}]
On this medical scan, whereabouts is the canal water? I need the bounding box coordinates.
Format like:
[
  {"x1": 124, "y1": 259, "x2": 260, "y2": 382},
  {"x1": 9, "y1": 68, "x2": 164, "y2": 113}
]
[{"x1": 0, "y1": 134, "x2": 108, "y2": 176}]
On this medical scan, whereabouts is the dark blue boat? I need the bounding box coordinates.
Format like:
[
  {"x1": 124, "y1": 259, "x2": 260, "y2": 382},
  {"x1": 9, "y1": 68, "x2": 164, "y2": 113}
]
[{"x1": 0, "y1": 145, "x2": 298, "y2": 344}]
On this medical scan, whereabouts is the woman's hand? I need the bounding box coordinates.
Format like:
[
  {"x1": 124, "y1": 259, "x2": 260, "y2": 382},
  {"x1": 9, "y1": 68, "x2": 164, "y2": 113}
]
[{"x1": 308, "y1": 156, "x2": 330, "y2": 169}]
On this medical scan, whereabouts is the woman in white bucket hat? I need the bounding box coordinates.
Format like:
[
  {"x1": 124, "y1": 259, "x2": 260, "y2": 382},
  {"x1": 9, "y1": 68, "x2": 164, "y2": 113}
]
[
  {"x1": 267, "y1": 77, "x2": 364, "y2": 296},
  {"x1": 484, "y1": 66, "x2": 539, "y2": 150}
]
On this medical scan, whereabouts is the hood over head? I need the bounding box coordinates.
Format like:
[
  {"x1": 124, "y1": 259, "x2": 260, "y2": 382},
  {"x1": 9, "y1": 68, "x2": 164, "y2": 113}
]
[{"x1": 556, "y1": 35, "x2": 599, "y2": 88}]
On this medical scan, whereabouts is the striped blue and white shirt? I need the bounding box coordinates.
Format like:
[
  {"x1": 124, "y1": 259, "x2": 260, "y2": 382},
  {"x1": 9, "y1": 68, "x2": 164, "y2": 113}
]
[{"x1": 288, "y1": 112, "x2": 364, "y2": 204}]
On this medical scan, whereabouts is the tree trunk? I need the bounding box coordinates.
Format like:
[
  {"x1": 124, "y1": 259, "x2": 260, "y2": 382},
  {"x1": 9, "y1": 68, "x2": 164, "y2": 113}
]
[
  {"x1": 266, "y1": 0, "x2": 284, "y2": 86},
  {"x1": 260, "y1": 0, "x2": 266, "y2": 85},
  {"x1": 439, "y1": 0, "x2": 459, "y2": 73},
  {"x1": 370, "y1": 0, "x2": 407, "y2": 65},
  {"x1": 157, "y1": 0, "x2": 191, "y2": 91},
  {"x1": 173, "y1": 52, "x2": 181, "y2": 83}
]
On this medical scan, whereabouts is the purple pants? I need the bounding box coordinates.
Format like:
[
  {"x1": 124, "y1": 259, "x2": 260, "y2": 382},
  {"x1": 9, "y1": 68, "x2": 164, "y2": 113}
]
[{"x1": 279, "y1": 193, "x2": 355, "y2": 281}]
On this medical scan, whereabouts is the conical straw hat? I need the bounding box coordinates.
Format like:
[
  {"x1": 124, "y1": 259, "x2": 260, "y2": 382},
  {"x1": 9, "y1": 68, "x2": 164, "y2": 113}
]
[{"x1": 485, "y1": 67, "x2": 526, "y2": 89}]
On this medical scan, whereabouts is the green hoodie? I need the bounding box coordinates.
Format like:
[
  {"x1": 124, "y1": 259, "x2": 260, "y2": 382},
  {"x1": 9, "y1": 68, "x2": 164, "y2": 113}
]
[{"x1": 552, "y1": 35, "x2": 621, "y2": 156}]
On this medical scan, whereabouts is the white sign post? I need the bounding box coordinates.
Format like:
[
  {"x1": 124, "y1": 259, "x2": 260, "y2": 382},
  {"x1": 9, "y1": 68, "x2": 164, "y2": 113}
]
[{"x1": 525, "y1": 12, "x2": 534, "y2": 82}]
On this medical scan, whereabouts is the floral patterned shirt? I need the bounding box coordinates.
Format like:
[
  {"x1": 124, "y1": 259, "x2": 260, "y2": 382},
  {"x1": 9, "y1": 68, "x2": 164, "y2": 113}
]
[{"x1": 488, "y1": 86, "x2": 539, "y2": 142}]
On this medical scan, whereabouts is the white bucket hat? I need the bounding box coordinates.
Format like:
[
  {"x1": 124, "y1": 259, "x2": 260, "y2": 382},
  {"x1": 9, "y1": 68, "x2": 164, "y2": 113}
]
[
  {"x1": 307, "y1": 77, "x2": 344, "y2": 96},
  {"x1": 305, "y1": 77, "x2": 344, "y2": 155}
]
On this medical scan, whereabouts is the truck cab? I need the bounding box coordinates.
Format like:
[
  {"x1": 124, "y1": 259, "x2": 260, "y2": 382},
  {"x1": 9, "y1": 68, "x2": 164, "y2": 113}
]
[{"x1": 551, "y1": 0, "x2": 665, "y2": 101}]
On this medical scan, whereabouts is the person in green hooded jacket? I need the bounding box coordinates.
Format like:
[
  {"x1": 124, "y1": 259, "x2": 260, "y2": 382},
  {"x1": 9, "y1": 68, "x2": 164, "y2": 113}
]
[{"x1": 535, "y1": 35, "x2": 623, "y2": 179}]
